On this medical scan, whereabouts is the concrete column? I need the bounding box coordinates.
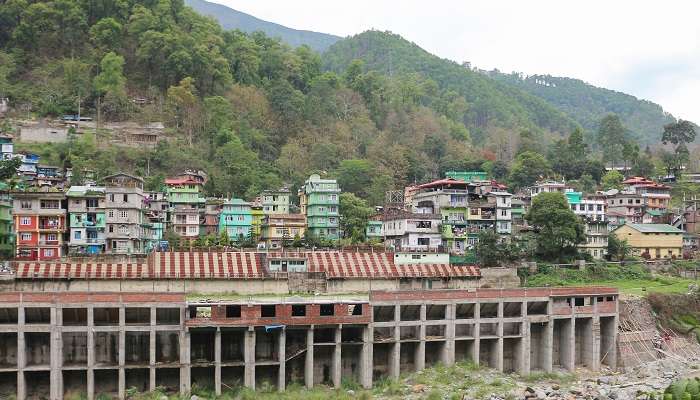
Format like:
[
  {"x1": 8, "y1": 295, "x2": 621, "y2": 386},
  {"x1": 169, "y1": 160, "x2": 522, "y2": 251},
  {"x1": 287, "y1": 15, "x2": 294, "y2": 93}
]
[
  {"x1": 590, "y1": 317, "x2": 601, "y2": 372},
  {"x1": 50, "y1": 306, "x2": 62, "y2": 400},
  {"x1": 277, "y1": 328, "x2": 286, "y2": 391},
  {"x1": 389, "y1": 306, "x2": 400, "y2": 379},
  {"x1": 331, "y1": 326, "x2": 341, "y2": 388},
  {"x1": 415, "y1": 305, "x2": 425, "y2": 372},
  {"x1": 305, "y1": 327, "x2": 314, "y2": 388},
  {"x1": 562, "y1": 318, "x2": 575, "y2": 372},
  {"x1": 244, "y1": 328, "x2": 256, "y2": 389},
  {"x1": 17, "y1": 307, "x2": 25, "y2": 400},
  {"x1": 87, "y1": 307, "x2": 95, "y2": 400},
  {"x1": 496, "y1": 320, "x2": 504, "y2": 372},
  {"x1": 473, "y1": 302, "x2": 480, "y2": 366},
  {"x1": 180, "y1": 329, "x2": 191, "y2": 395},
  {"x1": 522, "y1": 321, "x2": 530, "y2": 375},
  {"x1": 149, "y1": 307, "x2": 156, "y2": 392},
  {"x1": 543, "y1": 320, "x2": 553, "y2": 373},
  {"x1": 444, "y1": 303, "x2": 455, "y2": 366},
  {"x1": 215, "y1": 328, "x2": 222, "y2": 395},
  {"x1": 118, "y1": 307, "x2": 126, "y2": 400},
  {"x1": 360, "y1": 326, "x2": 372, "y2": 389}
]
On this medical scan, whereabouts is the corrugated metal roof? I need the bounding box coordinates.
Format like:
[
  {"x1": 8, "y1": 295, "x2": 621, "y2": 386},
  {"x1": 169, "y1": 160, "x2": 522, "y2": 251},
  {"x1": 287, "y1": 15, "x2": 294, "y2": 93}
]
[{"x1": 626, "y1": 223, "x2": 683, "y2": 233}]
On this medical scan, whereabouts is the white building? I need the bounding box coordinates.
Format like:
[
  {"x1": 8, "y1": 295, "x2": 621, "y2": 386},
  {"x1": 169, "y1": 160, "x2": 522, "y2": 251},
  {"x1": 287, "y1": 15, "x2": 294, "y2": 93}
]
[{"x1": 382, "y1": 211, "x2": 442, "y2": 251}]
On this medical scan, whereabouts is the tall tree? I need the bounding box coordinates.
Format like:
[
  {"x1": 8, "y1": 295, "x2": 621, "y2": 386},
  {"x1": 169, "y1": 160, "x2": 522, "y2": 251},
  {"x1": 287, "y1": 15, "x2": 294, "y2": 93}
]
[
  {"x1": 597, "y1": 115, "x2": 626, "y2": 168},
  {"x1": 525, "y1": 192, "x2": 585, "y2": 261},
  {"x1": 93, "y1": 51, "x2": 126, "y2": 124},
  {"x1": 662, "y1": 120, "x2": 697, "y2": 178},
  {"x1": 339, "y1": 192, "x2": 373, "y2": 243},
  {"x1": 508, "y1": 151, "x2": 552, "y2": 189}
]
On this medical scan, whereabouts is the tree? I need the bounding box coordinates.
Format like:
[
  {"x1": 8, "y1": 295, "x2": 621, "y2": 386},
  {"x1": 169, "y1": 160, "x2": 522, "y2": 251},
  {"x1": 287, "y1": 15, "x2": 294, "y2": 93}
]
[
  {"x1": 339, "y1": 192, "x2": 373, "y2": 243},
  {"x1": 607, "y1": 234, "x2": 631, "y2": 261},
  {"x1": 0, "y1": 158, "x2": 21, "y2": 181},
  {"x1": 166, "y1": 77, "x2": 201, "y2": 145},
  {"x1": 600, "y1": 170, "x2": 624, "y2": 190},
  {"x1": 597, "y1": 115, "x2": 626, "y2": 168},
  {"x1": 508, "y1": 151, "x2": 552, "y2": 189},
  {"x1": 335, "y1": 159, "x2": 374, "y2": 199},
  {"x1": 525, "y1": 192, "x2": 585, "y2": 261},
  {"x1": 93, "y1": 51, "x2": 126, "y2": 123},
  {"x1": 621, "y1": 141, "x2": 639, "y2": 175},
  {"x1": 475, "y1": 230, "x2": 501, "y2": 267}
]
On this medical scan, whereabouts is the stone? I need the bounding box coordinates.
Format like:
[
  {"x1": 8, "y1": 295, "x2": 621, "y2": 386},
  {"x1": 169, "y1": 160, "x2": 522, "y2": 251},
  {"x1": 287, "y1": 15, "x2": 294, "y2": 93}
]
[
  {"x1": 347, "y1": 390, "x2": 355, "y2": 395},
  {"x1": 526, "y1": 387, "x2": 536, "y2": 394},
  {"x1": 190, "y1": 396, "x2": 199, "y2": 400},
  {"x1": 552, "y1": 384, "x2": 561, "y2": 390},
  {"x1": 412, "y1": 384, "x2": 426, "y2": 393}
]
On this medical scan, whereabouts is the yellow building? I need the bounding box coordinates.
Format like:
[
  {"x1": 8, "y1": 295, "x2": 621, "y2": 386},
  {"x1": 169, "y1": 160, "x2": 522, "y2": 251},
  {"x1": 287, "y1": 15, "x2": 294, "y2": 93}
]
[
  {"x1": 612, "y1": 223, "x2": 683, "y2": 259},
  {"x1": 260, "y1": 214, "x2": 306, "y2": 249}
]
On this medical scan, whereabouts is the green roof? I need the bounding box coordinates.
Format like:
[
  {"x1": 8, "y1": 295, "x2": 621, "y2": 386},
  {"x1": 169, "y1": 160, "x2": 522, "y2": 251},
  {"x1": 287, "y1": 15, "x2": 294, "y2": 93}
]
[
  {"x1": 645, "y1": 209, "x2": 663, "y2": 217},
  {"x1": 625, "y1": 224, "x2": 683, "y2": 234}
]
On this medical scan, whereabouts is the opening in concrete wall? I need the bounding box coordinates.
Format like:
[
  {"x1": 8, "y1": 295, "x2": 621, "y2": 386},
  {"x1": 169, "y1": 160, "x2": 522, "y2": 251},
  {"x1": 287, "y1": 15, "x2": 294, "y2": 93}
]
[
  {"x1": 125, "y1": 331, "x2": 150, "y2": 366},
  {"x1": 373, "y1": 327, "x2": 394, "y2": 343},
  {"x1": 480, "y1": 322, "x2": 498, "y2": 337},
  {"x1": 155, "y1": 368, "x2": 180, "y2": 394},
  {"x1": 553, "y1": 319, "x2": 573, "y2": 370},
  {"x1": 255, "y1": 329, "x2": 278, "y2": 362},
  {"x1": 291, "y1": 305, "x2": 306, "y2": 317},
  {"x1": 260, "y1": 305, "x2": 276, "y2": 318},
  {"x1": 455, "y1": 339, "x2": 475, "y2": 362},
  {"x1": 125, "y1": 308, "x2": 151, "y2": 325},
  {"x1": 62, "y1": 308, "x2": 87, "y2": 326},
  {"x1": 455, "y1": 324, "x2": 474, "y2": 338},
  {"x1": 400, "y1": 305, "x2": 421, "y2": 321},
  {"x1": 156, "y1": 331, "x2": 180, "y2": 364},
  {"x1": 372, "y1": 343, "x2": 392, "y2": 381},
  {"x1": 94, "y1": 307, "x2": 119, "y2": 326},
  {"x1": 0, "y1": 333, "x2": 17, "y2": 368},
  {"x1": 503, "y1": 302, "x2": 522, "y2": 318},
  {"x1": 400, "y1": 326, "x2": 419, "y2": 341},
  {"x1": 190, "y1": 329, "x2": 215, "y2": 363},
  {"x1": 284, "y1": 331, "x2": 306, "y2": 387},
  {"x1": 425, "y1": 304, "x2": 446, "y2": 320},
  {"x1": 222, "y1": 366, "x2": 244, "y2": 392},
  {"x1": 373, "y1": 306, "x2": 395, "y2": 322},
  {"x1": 426, "y1": 325, "x2": 446, "y2": 339},
  {"x1": 24, "y1": 307, "x2": 50, "y2": 324},
  {"x1": 341, "y1": 326, "x2": 363, "y2": 343},
  {"x1": 156, "y1": 308, "x2": 181, "y2": 325},
  {"x1": 95, "y1": 332, "x2": 119, "y2": 366},
  {"x1": 503, "y1": 337, "x2": 522, "y2": 373},
  {"x1": 575, "y1": 317, "x2": 594, "y2": 368},
  {"x1": 479, "y1": 303, "x2": 499, "y2": 318},
  {"x1": 425, "y1": 341, "x2": 445, "y2": 366},
  {"x1": 479, "y1": 338, "x2": 499, "y2": 369},
  {"x1": 319, "y1": 304, "x2": 334, "y2": 316},
  {"x1": 256, "y1": 365, "x2": 279, "y2": 390},
  {"x1": 600, "y1": 316, "x2": 616, "y2": 367},
  {"x1": 62, "y1": 332, "x2": 88, "y2": 366},
  {"x1": 341, "y1": 343, "x2": 361, "y2": 384},
  {"x1": 62, "y1": 370, "x2": 87, "y2": 399},
  {"x1": 529, "y1": 322, "x2": 547, "y2": 372},
  {"x1": 456, "y1": 303, "x2": 475, "y2": 319},
  {"x1": 348, "y1": 303, "x2": 363, "y2": 316},
  {"x1": 191, "y1": 366, "x2": 215, "y2": 391},
  {"x1": 313, "y1": 346, "x2": 333, "y2": 386},
  {"x1": 125, "y1": 368, "x2": 149, "y2": 392},
  {"x1": 0, "y1": 308, "x2": 17, "y2": 324},
  {"x1": 25, "y1": 332, "x2": 50, "y2": 366},
  {"x1": 0, "y1": 372, "x2": 17, "y2": 398},
  {"x1": 222, "y1": 329, "x2": 245, "y2": 362},
  {"x1": 94, "y1": 369, "x2": 119, "y2": 397},
  {"x1": 503, "y1": 322, "x2": 522, "y2": 336},
  {"x1": 527, "y1": 301, "x2": 548, "y2": 316},
  {"x1": 399, "y1": 342, "x2": 418, "y2": 373},
  {"x1": 25, "y1": 371, "x2": 50, "y2": 399},
  {"x1": 188, "y1": 306, "x2": 211, "y2": 319},
  {"x1": 314, "y1": 327, "x2": 335, "y2": 344}
]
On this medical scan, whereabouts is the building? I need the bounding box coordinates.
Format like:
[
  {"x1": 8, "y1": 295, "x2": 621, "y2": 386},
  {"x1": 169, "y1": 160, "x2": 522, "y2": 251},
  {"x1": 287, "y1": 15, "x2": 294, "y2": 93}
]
[
  {"x1": 260, "y1": 213, "x2": 306, "y2": 249},
  {"x1": 299, "y1": 174, "x2": 340, "y2": 240},
  {"x1": 202, "y1": 199, "x2": 224, "y2": 237},
  {"x1": 411, "y1": 178, "x2": 469, "y2": 254},
  {"x1": 0, "y1": 134, "x2": 13, "y2": 160},
  {"x1": 165, "y1": 175, "x2": 206, "y2": 239},
  {"x1": 260, "y1": 187, "x2": 291, "y2": 215},
  {"x1": 143, "y1": 191, "x2": 168, "y2": 252},
  {"x1": 12, "y1": 191, "x2": 66, "y2": 260},
  {"x1": 66, "y1": 185, "x2": 106, "y2": 255},
  {"x1": 16, "y1": 153, "x2": 39, "y2": 186},
  {"x1": 446, "y1": 170, "x2": 488, "y2": 182},
  {"x1": 383, "y1": 210, "x2": 442, "y2": 251},
  {"x1": 572, "y1": 195, "x2": 607, "y2": 222},
  {"x1": 579, "y1": 219, "x2": 609, "y2": 260},
  {"x1": 622, "y1": 177, "x2": 671, "y2": 211},
  {"x1": 612, "y1": 223, "x2": 683, "y2": 259},
  {"x1": 606, "y1": 191, "x2": 644, "y2": 225},
  {"x1": 219, "y1": 199, "x2": 253, "y2": 241},
  {"x1": 0, "y1": 189, "x2": 14, "y2": 256},
  {"x1": 529, "y1": 181, "x2": 566, "y2": 198},
  {"x1": 366, "y1": 218, "x2": 383, "y2": 240},
  {"x1": 102, "y1": 173, "x2": 147, "y2": 254},
  {"x1": 491, "y1": 191, "x2": 513, "y2": 235},
  {"x1": 250, "y1": 202, "x2": 264, "y2": 239}
]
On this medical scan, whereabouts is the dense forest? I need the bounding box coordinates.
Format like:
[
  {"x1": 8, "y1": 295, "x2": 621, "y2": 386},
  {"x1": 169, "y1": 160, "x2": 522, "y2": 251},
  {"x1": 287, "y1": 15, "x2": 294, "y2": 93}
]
[{"x1": 0, "y1": 0, "x2": 696, "y2": 208}]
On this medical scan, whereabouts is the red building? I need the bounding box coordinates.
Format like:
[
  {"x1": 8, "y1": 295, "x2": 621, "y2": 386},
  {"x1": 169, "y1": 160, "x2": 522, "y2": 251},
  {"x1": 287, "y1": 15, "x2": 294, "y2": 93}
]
[{"x1": 12, "y1": 191, "x2": 66, "y2": 260}]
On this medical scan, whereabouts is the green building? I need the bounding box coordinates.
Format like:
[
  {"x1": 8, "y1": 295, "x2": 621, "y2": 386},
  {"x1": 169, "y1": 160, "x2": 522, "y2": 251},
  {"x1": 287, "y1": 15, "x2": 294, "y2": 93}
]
[
  {"x1": 165, "y1": 175, "x2": 206, "y2": 239},
  {"x1": 365, "y1": 220, "x2": 383, "y2": 240},
  {"x1": 219, "y1": 199, "x2": 253, "y2": 241},
  {"x1": 66, "y1": 185, "x2": 107, "y2": 255},
  {"x1": 0, "y1": 187, "x2": 14, "y2": 258},
  {"x1": 446, "y1": 171, "x2": 488, "y2": 182},
  {"x1": 260, "y1": 188, "x2": 291, "y2": 215},
  {"x1": 299, "y1": 174, "x2": 340, "y2": 240}
]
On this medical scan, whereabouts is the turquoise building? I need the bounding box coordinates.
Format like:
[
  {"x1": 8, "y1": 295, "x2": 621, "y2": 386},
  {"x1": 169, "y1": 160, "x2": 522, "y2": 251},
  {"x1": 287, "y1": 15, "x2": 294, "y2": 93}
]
[
  {"x1": 219, "y1": 199, "x2": 253, "y2": 240},
  {"x1": 299, "y1": 174, "x2": 341, "y2": 240},
  {"x1": 446, "y1": 171, "x2": 488, "y2": 182}
]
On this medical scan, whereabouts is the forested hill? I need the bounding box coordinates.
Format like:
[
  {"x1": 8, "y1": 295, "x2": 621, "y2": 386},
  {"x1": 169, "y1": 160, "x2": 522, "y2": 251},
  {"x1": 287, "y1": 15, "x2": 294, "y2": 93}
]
[
  {"x1": 322, "y1": 30, "x2": 580, "y2": 144},
  {"x1": 184, "y1": 0, "x2": 341, "y2": 52},
  {"x1": 491, "y1": 72, "x2": 677, "y2": 145}
]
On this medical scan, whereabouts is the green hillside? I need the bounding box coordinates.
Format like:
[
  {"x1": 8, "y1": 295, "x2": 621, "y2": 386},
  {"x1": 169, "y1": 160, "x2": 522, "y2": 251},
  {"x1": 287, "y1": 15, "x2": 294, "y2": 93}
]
[{"x1": 185, "y1": 0, "x2": 341, "y2": 52}]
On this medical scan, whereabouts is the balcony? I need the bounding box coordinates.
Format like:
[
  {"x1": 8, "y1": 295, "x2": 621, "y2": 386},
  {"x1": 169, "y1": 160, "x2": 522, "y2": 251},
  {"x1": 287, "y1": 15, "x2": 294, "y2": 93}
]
[
  {"x1": 86, "y1": 238, "x2": 105, "y2": 244},
  {"x1": 38, "y1": 223, "x2": 63, "y2": 230},
  {"x1": 39, "y1": 240, "x2": 59, "y2": 246}
]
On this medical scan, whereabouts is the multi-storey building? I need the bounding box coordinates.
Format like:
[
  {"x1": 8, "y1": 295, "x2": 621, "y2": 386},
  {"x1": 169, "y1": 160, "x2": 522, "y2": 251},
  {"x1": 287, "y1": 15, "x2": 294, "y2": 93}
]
[
  {"x1": 260, "y1": 187, "x2": 291, "y2": 215},
  {"x1": 219, "y1": 199, "x2": 253, "y2": 241},
  {"x1": 16, "y1": 152, "x2": 39, "y2": 186},
  {"x1": 103, "y1": 173, "x2": 146, "y2": 254},
  {"x1": 165, "y1": 175, "x2": 206, "y2": 239},
  {"x1": 411, "y1": 178, "x2": 469, "y2": 254},
  {"x1": 622, "y1": 177, "x2": 671, "y2": 211},
  {"x1": 250, "y1": 202, "x2": 264, "y2": 239},
  {"x1": 143, "y1": 191, "x2": 168, "y2": 251},
  {"x1": 571, "y1": 194, "x2": 607, "y2": 222},
  {"x1": 366, "y1": 218, "x2": 383, "y2": 240},
  {"x1": 299, "y1": 174, "x2": 340, "y2": 240},
  {"x1": 66, "y1": 185, "x2": 106, "y2": 255},
  {"x1": 606, "y1": 191, "x2": 644, "y2": 225},
  {"x1": 12, "y1": 191, "x2": 66, "y2": 260},
  {"x1": 383, "y1": 210, "x2": 442, "y2": 251},
  {"x1": 203, "y1": 199, "x2": 223, "y2": 236},
  {"x1": 579, "y1": 219, "x2": 609, "y2": 260},
  {"x1": 260, "y1": 213, "x2": 306, "y2": 248},
  {"x1": 491, "y1": 191, "x2": 513, "y2": 235},
  {"x1": 529, "y1": 181, "x2": 566, "y2": 198},
  {"x1": 0, "y1": 188, "x2": 14, "y2": 256},
  {"x1": 0, "y1": 134, "x2": 13, "y2": 160},
  {"x1": 612, "y1": 223, "x2": 683, "y2": 259}
]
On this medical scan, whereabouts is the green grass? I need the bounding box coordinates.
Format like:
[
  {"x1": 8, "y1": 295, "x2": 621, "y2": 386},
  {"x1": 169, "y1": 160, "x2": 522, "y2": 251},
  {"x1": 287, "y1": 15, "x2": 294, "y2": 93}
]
[{"x1": 584, "y1": 277, "x2": 697, "y2": 296}]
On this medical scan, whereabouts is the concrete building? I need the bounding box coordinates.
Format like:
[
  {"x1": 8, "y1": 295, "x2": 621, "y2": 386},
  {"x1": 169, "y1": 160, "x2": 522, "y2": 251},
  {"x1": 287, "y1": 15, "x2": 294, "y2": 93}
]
[
  {"x1": 202, "y1": 199, "x2": 223, "y2": 237},
  {"x1": 12, "y1": 191, "x2": 66, "y2": 260},
  {"x1": 410, "y1": 178, "x2": 469, "y2": 254},
  {"x1": 260, "y1": 214, "x2": 306, "y2": 249},
  {"x1": 529, "y1": 181, "x2": 566, "y2": 198},
  {"x1": 612, "y1": 224, "x2": 683, "y2": 259},
  {"x1": 365, "y1": 219, "x2": 383, "y2": 240},
  {"x1": 66, "y1": 186, "x2": 106, "y2": 255},
  {"x1": 0, "y1": 134, "x2": 14, "y2": 160},
  {"x1": 446, "y1": 171, "x2": 488, "y2": 183},
  {"x1": 572, "y1": 195, "x2": 607, "y2": 222},
  {"x1": 383, "y1": 210, "x2": 442, "y2": 252},
  {"x1": 622, "y1": 177, "x2": 671, "y2": 211},
  {"x1": 0, "y1": 189, "x2": 14, "y2": 257},
  {"x1": 299, "y1": 175, "x2": 340, "y2": 240},
  {"x1": 606, "y1": 191, "x2": 644, "y2": 225},
  {"x1": 165, "y1": 175, "x2": 206, "y2": 240},
  {"x1": 579, "y1": 219, "x2": 609, "y2": 260},
  {"x1": 144, "y1": 192, "x2": 168, "y2": 252},
  {"x1": 260, "y1": 188, "x2": 291, "y2": 215},
  {"x1": 219, "y1": 199, "x2": 253, "y2": 241},
  {"x1": 103, "y1": 174, "x2": 147, "y2": 254},
  {"x1": 491, "y1": 191, "x2": 513, "y2": 235},
  {"x1": 250, "y1": 203, "x2": 264, "y2": 239}
]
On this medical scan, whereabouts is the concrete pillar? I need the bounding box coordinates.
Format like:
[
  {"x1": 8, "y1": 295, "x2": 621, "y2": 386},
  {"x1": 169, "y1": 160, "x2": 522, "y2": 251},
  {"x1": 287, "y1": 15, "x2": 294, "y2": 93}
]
[
  {"x1": 496, "y1": 321, "x2": 504, "y2": 372},
  {"x1": 332, "y1": 326, "x2": 341, "y2": 388},
  {"x1": 360, "y1": 325, "x2": 372, "y2": 389},
  {"x1": 87, "y1": 307, "x2": 95, "y2": 400},
  {"x1": 215, "y1": 328, "x2": 222, "y2": 395},
  {"x1": 562, "y1": 318, "x2": 575, "y2": 372},
  {"x1": 118, "y1": 307, "x2": 126, "y2": 400},
  {"x1": 415, "y1": 305, "x2": 426, "y2": 372},
  {"x1": 278, "y1": 328, "x2": 286, "y2": 391},
  {"x1": 389, "y1": 306, "x2": 400, "y2": 379},
  {"x1": 180, "y1": 330, "x2": 191, "y2": 395},
  {"x1": 444, "y1": 303, "x2": 455, "y2": 366},
  {"x1": 590, "y1": 317, "x2": 601, "y2": 372},
  {"x1": 244, "y1": 328, "x2": 256, "y2": 389},
  {"x1": 473, "y1": 302, "x2": 480, "y2": 366},
  {"x1": 305, "y1": 327, "x2": 314, "y2": 388},
  {"x1": 543, "y1": 320, "x2": 553, "y2": 373},
  {"x1": 17, "y1": 306, "x2": 25, "y2": 400},
  {"x1": 50, "y1": 306, "x2": 62, "y2": 400},
  {"x1": 149, "y1": 307, "x2": 156, "y2": 392},
  {"x1": 522, "y1": 321, "x2": 531, "y2": 375}
]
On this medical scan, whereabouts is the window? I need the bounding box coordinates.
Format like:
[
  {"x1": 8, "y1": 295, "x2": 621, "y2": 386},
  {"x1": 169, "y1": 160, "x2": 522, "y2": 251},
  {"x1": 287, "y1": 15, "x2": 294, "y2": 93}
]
[
  {"x1": 291, "y1": 305, "x2": 306, "y2": 317},
  {"x1": 108, "y1": 225, "x2": 113, "y2": 233},
  {"x1": 119, "y1": 210, "x2": 128, "y2": 219},
  {"x1": 320, "y1": 304, "x2": 335, "y2": 316},
  {"x1": 20, "y1": 201, "x2": 31, "y2": 209},
  {"x1": 20, "y1": 233, "x2": 31, "y2": 241},
  {"x1": 74, "y1": 231, "x2": 81, "y2": 240},
  {"x1": 329, "y1": 217, "x2": 337, "y2": 224},
  {"x1": 118, "y1": 225, "x2": 128, "y2": 234},
  {"x1": 226, "y1": 305, "x2": 241, "y2": 318},
  {"x1": 86, "y1": 199, "x2": 98, "y2": 208},
  {"x1": 500, "y1": 210, "x2": 507, "y2": 216},
  {"x1": 20, "y1": 217, "x2": 31, "y2": 226},
  {"x1": 44, "y1": 249, "x2": 54, "y2": 257},
  {"x1": 46, "y1": 233, "x2": 56, "y2": 241},
  {"x1": 417, "y1": 237, "x2": 430, "y2": 246},
  {"x1": 108, "y1": 210, "x2": 114, "y2": 218},
  {"x1": 123, "y1": 194, "x2": 128, "y2": 202},
  {"x1": 40, "y1": 200, "x2": 59, "y2": 209},
  {"x1": 261, "y1": 305, "x2": 276, "y2": 317}
]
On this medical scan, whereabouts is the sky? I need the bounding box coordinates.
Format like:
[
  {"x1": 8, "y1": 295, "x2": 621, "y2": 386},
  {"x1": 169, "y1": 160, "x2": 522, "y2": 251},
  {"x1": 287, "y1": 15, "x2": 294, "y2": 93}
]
[{"x1": 211, "y1": 0, "x2": 700, "y2": 123}]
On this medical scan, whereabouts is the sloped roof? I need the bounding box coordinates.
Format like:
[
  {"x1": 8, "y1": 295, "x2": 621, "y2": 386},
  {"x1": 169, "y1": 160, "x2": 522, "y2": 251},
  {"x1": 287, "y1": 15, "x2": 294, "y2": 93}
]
[{"x1": 624, "y1": 224, "x2": 683, "y2": 234}]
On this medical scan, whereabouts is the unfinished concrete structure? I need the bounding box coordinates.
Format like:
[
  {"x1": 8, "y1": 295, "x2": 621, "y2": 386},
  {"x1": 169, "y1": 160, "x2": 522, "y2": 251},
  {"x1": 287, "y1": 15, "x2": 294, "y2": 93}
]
[{"x1": 0, "y1": 285, "x2": 618, "y2": 400}]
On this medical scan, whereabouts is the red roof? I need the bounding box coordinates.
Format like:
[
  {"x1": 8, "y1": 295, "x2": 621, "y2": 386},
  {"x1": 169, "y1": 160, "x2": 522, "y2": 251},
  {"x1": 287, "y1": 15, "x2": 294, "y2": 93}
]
[
  {"x1": 165, "y1": 177, "x2": 200, "y2": 185},
  {"x1": 416, "y1": 178, "x2": 468, "y2": 189},
  {"x1": 623, "y1": 176, "x2": 669, "y2": 189}
]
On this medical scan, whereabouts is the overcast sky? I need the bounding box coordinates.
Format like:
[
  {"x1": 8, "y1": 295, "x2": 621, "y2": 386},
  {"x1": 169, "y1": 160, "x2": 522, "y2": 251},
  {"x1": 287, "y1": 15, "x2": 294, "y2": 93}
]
[{"x1": 212, "y1": 0, "x2": 699, "y2": 123}]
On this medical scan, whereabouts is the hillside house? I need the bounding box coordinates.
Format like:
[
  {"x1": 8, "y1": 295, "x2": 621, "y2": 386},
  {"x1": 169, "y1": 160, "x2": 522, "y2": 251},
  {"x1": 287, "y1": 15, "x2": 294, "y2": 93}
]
[{"x1": 612, "y1": 223, "x2": 683, "y2": 259}]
